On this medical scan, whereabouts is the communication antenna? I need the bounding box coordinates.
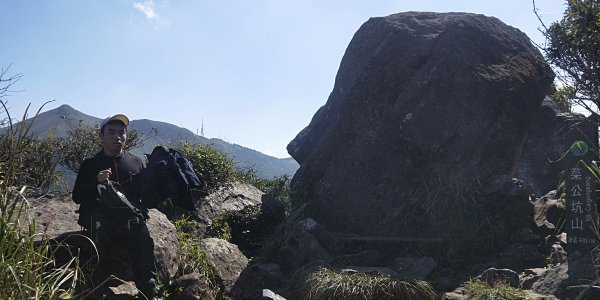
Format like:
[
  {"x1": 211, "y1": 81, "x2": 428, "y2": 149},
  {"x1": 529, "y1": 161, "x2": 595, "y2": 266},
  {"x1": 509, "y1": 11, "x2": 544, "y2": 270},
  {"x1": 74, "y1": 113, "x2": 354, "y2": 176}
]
[{"x1": 201, "y1": 118, "x2": 205, "y2": 137}]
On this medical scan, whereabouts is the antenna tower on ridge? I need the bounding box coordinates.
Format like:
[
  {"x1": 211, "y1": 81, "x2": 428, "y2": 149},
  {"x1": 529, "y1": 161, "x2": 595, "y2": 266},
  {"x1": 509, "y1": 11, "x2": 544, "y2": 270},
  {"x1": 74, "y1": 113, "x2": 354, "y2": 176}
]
[{"x1": 201, "y1": 118, "x2": 205, "y2": 137}]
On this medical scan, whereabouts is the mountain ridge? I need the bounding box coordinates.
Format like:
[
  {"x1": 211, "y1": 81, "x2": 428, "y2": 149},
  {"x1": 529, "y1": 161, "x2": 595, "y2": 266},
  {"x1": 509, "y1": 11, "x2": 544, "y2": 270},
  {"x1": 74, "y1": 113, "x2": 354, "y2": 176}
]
[{"x1": 26, "y1": 104, "x2": 298, "y2": 179}]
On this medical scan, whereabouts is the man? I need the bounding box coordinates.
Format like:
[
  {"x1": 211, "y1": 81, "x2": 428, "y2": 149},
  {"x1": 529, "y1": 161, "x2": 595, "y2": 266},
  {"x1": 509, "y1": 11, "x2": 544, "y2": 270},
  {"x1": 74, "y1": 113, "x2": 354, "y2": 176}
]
[
  {"x1": 72, "y1": 114, "x2": 155, "y2": 298},
  {"x1": 72, "y1": 114, "x2": 144, "y2": 230}
]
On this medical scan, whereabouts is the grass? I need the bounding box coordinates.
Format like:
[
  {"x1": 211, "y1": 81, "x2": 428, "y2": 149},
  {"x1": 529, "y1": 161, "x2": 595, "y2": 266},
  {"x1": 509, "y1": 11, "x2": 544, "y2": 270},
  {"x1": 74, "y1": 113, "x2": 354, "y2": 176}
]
[
  {"x1": 300, "y1": 267, "x2": 438, "y2": 300},
  {"x1": 464, "y1": 279, "x2": 528, "y2": 300},
  {"x1": 173, "y1": 217, "x2": 222, "y2": 299},
  {"x1": 0, "y1": 100, "x2": 84, "y2": 299},
  {"x1": 209, "y1": 214, "x2": 232, "y2": 242},
  {"x1": 400, "y1": 176, "x2": 486, "y2": 237}
]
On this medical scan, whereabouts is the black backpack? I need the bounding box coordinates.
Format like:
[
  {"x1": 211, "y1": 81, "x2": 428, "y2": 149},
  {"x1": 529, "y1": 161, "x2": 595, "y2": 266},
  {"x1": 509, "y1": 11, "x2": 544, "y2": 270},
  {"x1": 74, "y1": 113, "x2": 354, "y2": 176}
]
[{"x1": 139, "y1": 146, "x2": 203, "y2": 210}]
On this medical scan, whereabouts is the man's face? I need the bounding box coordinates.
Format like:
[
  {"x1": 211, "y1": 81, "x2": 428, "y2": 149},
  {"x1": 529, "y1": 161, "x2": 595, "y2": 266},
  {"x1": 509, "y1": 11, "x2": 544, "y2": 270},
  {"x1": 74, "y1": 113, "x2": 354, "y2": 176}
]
[{"x1": 101, "y1": 123, "x2": 127, "y2": 156}]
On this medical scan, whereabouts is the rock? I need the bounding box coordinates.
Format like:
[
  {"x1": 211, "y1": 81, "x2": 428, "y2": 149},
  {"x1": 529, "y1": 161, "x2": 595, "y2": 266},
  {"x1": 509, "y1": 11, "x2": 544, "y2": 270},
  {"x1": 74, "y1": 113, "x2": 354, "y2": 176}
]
[
  {"x1": 533, "y1": 190, "x2": 565, "y2": 235},
  {"x1": 171, "y1": 272, "x2": 214, "y2": 300},
  {"x1": 24, "y1": 196, "x2": 180, "y2": 294},
  {"x1": 86, "y1": 209, "x2": 180, "y2": 286},
  {"x1": 529, "y1": 265, "x2": 569, "y2": 298},
  {"x1": 441, "y1": 288, "x2": 468, "y2": 300},
  {"x1": 231, "y1": 263, "x2": 283, "y2": 300},
  {"x1": 228, "y1": 193, "x2": 285, "y2": 257},
  {"x1": 195, "y1": 182, "x2": 284, "y2": 256},
  {"x1": 273, "y1": 217, "x2": 343, "y2": 273},
  {"x1": 526, "y1": 251, "x2": 600, "y2": 299},
  {"x1": 147, "y1": 209, "x2": 180, "y2": 281},
  {"x1": 521, "y1": 267, "x2": 548, "y2": 289},
  {"x1": 478, "y1": 268, "x2": 519, "y2": 288},
  {"x1": 524, "y1": 290, "x2": 559, "y2": 300},
  {"x1": 388, "y1": 256, "x2": 438, "y2": 279},
  {"x1": 196, "y1": 182, "x2": 264, "y2": 226},
  {"x1": 198, "y1": 238, "x2": 248, "y2": 296},
  {"x1": 107, "y1": 281, "x2": 139, "y2": 299},
  {"x1": 83, "y1": 209, "x2": 178, "y2": 296},
  {"x1": 28, "y1": 193, "x2": 81, "y2": 241},
  {"x1": 548, "y1": 244, "x2": 567, "y2": 265},
  {"x1": 512, "y1": 98, "x2": 581, "y2": 196},
  {"x1": 496, "y1": 243, "x2": 545, "y2": 269},
  {"x1": 287, "y1": 11, "x2": 572, "y2": 259}
]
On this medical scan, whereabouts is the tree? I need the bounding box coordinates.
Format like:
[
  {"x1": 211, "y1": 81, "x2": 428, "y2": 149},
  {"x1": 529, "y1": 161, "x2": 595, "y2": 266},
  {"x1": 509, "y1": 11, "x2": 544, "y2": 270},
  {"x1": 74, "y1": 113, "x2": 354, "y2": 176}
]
[
  {"x1": 535, "y1": 0, "x2": 600, "y2": 114},
  {"x1": 0, "y1": 65, "x2": 23, "y2": 127}
]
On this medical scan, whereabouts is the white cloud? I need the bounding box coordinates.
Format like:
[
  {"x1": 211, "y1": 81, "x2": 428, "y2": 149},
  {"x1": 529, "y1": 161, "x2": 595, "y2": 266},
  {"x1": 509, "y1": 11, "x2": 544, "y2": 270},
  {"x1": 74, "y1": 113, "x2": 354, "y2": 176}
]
[
  {"x1": 132, "y1": 0, "x2": 171, "y2": 29},
  {"x1": 133, "y1": 1, "x2": 157, "y2": 20}
]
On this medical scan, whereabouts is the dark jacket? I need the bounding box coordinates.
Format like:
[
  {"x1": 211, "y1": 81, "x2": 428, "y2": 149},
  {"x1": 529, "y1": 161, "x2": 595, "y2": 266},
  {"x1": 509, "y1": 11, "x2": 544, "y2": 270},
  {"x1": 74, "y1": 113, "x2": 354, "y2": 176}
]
[
  {"x1": 139, "y1": 146, "x2": 202, "y2": 210},
  {"x1": 72, "y1": 150, "x2": 144, "y2": 228}
]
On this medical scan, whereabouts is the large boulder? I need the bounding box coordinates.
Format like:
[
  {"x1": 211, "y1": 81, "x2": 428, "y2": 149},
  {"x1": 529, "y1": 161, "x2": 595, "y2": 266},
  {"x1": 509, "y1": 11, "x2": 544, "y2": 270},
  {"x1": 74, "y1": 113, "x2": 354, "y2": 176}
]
[
  {"x1": 198, "y1": 238, "x2": 249, "y2": 297},
  {"x1": 27, "y1": 193, "x2": 81, "y2": 240},
  {"x1": 287, "y1": 12, "x2": 570, "y2": 252},
  {"x1": 196, "y1": 183, "x2": 264, "y2": 225},
  {"x1": 147, "y1": 209, "x2": 180, "y2": 281}
]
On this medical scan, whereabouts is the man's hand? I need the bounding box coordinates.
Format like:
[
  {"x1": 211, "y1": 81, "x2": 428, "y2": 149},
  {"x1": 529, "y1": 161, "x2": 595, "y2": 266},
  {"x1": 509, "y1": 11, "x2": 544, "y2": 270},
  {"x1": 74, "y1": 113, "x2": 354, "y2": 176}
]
[{"x1": 97, "y1": 168, "x2": 112, "y2": 183}]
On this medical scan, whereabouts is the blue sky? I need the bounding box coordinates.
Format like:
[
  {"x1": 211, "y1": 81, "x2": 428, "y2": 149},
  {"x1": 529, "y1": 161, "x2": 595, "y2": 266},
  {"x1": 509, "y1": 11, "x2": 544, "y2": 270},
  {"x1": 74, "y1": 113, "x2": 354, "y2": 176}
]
[{"x1": 1, "y1": 0, "x2": 565, "y2": 158}]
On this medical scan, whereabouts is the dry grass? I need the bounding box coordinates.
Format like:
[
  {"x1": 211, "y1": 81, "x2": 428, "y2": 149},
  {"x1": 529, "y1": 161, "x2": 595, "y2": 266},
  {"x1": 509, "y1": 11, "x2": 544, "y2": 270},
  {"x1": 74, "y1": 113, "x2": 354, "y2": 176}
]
[{"x1": 300, "y1": 267, "x2": 437, "y2": 300}]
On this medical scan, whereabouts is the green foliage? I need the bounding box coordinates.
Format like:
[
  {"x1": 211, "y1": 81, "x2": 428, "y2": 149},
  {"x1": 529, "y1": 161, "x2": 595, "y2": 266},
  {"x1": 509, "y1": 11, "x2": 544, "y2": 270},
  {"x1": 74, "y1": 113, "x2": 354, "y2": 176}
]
[
  {"x1": 56, "y1": 121, "x2": 100, "y2": 174},
  {"x1": 300, "y1": 267, "x2": 438, "y2": 300},
  {"x1": 173, "y1": 217, "x2": 221, "y2": 299},
  {"x1": 0, "y1": 133, "x2": 62, "y2": 189},
  {"x1": 209, "y1": 215, "x2": 232, "y2": 241},
  {"x1": 464, "y1": 279, "x2": 528, "y2": 300},
  {"x1": 178, "y1": 142, "x2": 236, "y2": 193},
  {"x1": 551, "y1": 84, "x2": 576, "y2": 112},
  {"x1": 235, "y1": 168, "x2": 292, "y2": 212},
  {"x1": 537, "y1": 0, "x2": 600, "y2": 112},
  {"x1": 57, "y1": 120, "x2": 147, "y2": 173},
  {"x1": 253, "y1": 174, "x2": 291, "y2": 209},
  {"x1": 0, "y1": 95, "x2": 83, "y2": 298}
]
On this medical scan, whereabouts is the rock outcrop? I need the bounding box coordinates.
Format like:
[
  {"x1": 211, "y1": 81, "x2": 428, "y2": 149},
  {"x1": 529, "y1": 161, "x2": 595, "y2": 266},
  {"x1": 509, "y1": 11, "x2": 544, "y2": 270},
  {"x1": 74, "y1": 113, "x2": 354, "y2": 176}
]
[{"x1": 287, "y1": 11, "x2": 569, "y2": 255}]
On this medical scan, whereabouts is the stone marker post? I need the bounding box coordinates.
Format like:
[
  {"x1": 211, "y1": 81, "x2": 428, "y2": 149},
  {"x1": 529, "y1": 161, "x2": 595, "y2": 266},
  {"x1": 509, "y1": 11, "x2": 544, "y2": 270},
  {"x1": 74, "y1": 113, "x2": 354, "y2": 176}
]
[{"x1": 565, "y1": 117, "x2": 600, "y2": 281}]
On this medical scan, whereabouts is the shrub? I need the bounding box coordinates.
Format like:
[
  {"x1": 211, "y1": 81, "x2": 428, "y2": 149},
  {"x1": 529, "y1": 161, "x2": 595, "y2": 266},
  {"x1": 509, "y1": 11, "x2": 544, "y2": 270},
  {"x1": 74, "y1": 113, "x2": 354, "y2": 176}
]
[
  {"x1": 178, "y1": 142, "x2": 236, "y2": 194},
  {"x1": 463, "y1": 279, "x2": 528, "y2": 300},
  {"x1": 252, "y1": 174, "x2": 291, "y2": 210},
  {"x1": 0, "y1": 134, "x2": 62, "y2": 190},
  {"x1": 300, "y1": 267, "x2": 438, "y2": 300}
]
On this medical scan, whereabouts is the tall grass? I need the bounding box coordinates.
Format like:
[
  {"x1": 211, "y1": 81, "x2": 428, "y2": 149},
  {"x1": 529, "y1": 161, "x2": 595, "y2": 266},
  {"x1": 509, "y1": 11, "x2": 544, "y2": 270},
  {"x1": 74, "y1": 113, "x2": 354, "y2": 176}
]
[
  {"x1": 300, "y1": 267, "x2": 438, "y2": 300},
  {"x1": 0, "y1": 101, "x2": 83, "y2": 299}
]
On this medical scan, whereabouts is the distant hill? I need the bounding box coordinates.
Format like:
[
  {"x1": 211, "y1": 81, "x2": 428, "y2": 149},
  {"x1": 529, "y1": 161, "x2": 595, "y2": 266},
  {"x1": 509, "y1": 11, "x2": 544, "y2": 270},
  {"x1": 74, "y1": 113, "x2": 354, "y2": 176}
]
[{"x1": 25, "y1": 104, "x2": 299, "y2": 179}]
